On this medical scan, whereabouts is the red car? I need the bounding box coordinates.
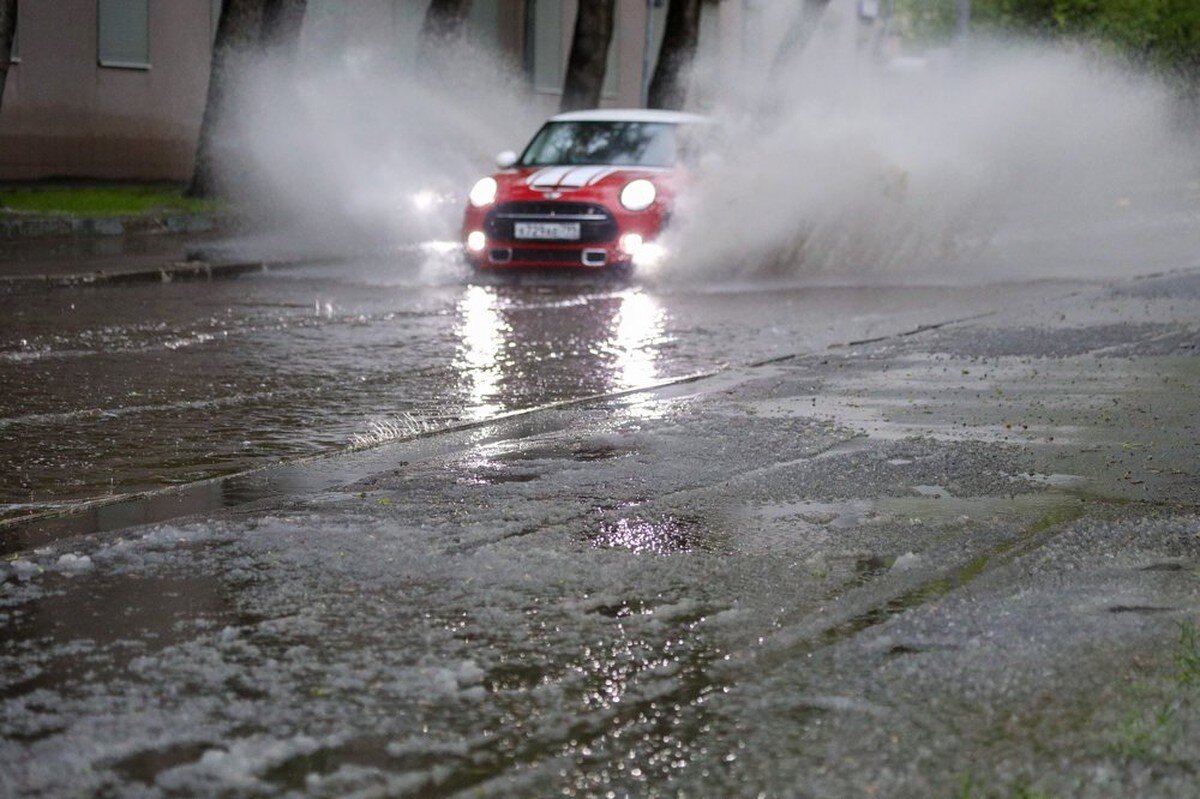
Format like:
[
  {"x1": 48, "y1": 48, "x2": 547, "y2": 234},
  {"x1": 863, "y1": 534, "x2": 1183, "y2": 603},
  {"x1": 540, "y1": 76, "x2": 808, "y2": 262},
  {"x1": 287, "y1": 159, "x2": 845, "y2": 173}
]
[{"x1": 462, "y1": 109, "x2": 708, "y2": 272}]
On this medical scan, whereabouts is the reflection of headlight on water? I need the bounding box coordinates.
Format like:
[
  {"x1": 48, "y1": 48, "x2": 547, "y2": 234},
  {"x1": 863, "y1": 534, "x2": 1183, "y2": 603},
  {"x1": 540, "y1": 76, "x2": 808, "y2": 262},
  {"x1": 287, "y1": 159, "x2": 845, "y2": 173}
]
[
  {"x1": 410, "y1": 189, "x2": 455, "y2": 214},
  {"x1": 420, "y1": 240, "x2": 462, "y2": 255},
  {"x1": 411, "y1": 190, "x2": 437, "y2": 212}
]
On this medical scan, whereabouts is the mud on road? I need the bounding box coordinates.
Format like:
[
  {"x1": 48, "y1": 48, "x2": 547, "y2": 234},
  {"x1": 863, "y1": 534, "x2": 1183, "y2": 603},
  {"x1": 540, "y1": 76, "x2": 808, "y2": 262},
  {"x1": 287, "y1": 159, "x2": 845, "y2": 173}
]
[{"x1": 3, "y1": 269, "x2": 1200, "y2": 797}]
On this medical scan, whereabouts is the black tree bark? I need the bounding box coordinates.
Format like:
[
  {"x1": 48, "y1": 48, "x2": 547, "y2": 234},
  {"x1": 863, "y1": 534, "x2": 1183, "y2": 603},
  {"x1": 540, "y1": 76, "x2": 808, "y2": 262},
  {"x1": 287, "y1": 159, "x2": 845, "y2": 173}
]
[
  {"x1": 770, "y1": 0, "x2": 831, "y2": 77},
  {"x1": 260, "y1": 0, "x2": 307, "y2": 54},
  {"x1": 561, "y1": 0, "x2": 616, "y2": 112},
  {"x1": 187, "y1": 0, "x2": 265, "y2": 199},
  {"x1": 647, "y1": 0, "x2": 701, "y2": 110},
  {"x1": 418, "y1": 0, "x2": 472, "y2": 64},
  {"x1": 0, "y1": 0, "x2": 16, "y2": 114}
]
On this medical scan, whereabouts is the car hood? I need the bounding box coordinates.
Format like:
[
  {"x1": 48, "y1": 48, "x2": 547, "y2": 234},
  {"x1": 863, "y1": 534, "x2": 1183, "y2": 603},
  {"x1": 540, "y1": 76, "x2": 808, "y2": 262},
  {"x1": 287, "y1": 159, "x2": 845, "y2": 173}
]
[
  {"x1": 522, "y1": 165, "x2": 665, "y2": 190},
  {"x1": 497, "y1": 165, "x2": 669, "y2": 192}
]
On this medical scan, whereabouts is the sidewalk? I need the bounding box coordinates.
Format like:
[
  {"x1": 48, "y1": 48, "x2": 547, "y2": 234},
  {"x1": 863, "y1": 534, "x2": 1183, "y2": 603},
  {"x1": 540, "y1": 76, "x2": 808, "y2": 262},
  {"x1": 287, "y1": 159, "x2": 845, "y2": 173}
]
[
  {"x1": 0, "y1": 186, "x2": 266, "y2": 289},
  {"x1": 3, "y1": 267, "x2": 1199, "y2": 795},
  {"x1": 0, "y1": 231, "x2": 278, "y2": 290}
]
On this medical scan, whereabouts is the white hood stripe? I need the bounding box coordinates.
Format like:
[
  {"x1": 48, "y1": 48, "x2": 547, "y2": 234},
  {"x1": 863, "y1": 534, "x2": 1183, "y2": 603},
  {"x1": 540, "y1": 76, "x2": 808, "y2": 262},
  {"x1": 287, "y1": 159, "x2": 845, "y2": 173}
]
[
  {"x1": 528, "y1": 165, "x2": 625, "y2": 189},
  {"x1": 584, "y1": 167, "x2": 618, "y2": 186},
  {"x1": 527, "y1": 166, "x2": 571, "y2": 188}
]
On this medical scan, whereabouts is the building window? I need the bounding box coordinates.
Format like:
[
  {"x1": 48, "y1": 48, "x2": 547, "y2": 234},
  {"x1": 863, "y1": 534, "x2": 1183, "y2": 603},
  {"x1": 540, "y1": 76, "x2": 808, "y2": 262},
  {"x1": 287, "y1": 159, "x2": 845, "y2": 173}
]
[{"x1": 98, "y1": 0, "x2": 150, "y2": 69}]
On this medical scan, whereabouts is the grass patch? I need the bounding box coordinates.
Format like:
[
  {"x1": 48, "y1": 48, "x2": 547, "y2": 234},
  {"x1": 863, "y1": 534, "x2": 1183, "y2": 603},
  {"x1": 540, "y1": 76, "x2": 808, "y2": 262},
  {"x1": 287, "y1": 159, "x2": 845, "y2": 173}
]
[
  {"x1": 0, "y1": 186, "x2": 219, "y2": 217},
  {"x1": 1026, "y1": 503, "x2": 1086, "y2": 536},
  {"x1": 1114, "y1": 701, "x2": 1177, "y2": 760},
  {"x1": 1110, "y1": 619, "x2": 1200, "y2": 760},
  {"x1": 1175, "y1": 619, "x2": 1200, "y2": 687},
  {"x1": 954, "y1": 771, "x2": 1054, "y2": 798}
]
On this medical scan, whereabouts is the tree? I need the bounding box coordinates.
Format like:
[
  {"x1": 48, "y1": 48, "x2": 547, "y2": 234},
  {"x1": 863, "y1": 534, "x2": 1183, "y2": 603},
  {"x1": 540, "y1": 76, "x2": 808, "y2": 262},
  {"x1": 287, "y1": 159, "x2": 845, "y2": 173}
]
[
  {"x1": 648, "y1": 0, "x2": 702, "y2": 110},
  {"x1": 561, "y1": 0, "x2": 616, "y2": 112},
  {"x1": 418, "y1": 0, "x2": 472, "y2": 64},
  {"x1": 0, "y1": 0, "x2": 16, "y2": 115},
  {"x1": 770, "y1": 0, "x2": 832, "y2": 77},
  {"x1": 188, "y1": 0, "x2": 308, "y2": 199},
  {"x1": 260, "y1": 0, "x2": 307, "y2": 55}
]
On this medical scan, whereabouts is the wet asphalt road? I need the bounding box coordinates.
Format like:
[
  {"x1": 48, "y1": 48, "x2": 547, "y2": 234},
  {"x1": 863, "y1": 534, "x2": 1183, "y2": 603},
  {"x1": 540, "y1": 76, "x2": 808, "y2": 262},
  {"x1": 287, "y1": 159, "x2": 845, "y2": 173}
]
[
  {"x1": 0, "y1": 249, "x2": 1064, "y2": 526},
  {"x1": 3, "y1": 250, "x2": 1200, "y2": 797}
]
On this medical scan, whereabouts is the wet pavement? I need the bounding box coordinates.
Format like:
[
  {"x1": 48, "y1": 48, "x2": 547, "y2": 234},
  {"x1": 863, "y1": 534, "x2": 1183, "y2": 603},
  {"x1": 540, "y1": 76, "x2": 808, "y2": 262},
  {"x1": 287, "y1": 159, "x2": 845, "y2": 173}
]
[
  {"x1": 0, "y1": 250, "x2": 1063, "y2": 525},
  {"x1": 2, "y1": 248, "x2": 1200, "y2": 797}
]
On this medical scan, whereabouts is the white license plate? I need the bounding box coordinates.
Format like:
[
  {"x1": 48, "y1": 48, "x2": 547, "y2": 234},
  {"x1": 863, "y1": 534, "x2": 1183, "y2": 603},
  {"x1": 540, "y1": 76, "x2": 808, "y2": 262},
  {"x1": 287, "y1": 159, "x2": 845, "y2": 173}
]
[{"x1": 514, "y1": 221, "x2": 581, "y2": 241}]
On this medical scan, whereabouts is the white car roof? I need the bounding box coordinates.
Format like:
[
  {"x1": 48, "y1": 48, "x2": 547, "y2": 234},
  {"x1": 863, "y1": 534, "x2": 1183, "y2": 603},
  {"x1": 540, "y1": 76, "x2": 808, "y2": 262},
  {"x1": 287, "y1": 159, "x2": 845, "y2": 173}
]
[{"x1": 549, "y1": 108, "x2": 710, "y2": 125}]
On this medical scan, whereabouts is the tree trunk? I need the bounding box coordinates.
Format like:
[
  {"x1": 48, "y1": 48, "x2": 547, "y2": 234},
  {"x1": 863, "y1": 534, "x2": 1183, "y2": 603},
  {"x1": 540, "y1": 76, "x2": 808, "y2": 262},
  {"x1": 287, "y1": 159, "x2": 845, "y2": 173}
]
[
  {"x1": 647, "y1": 0, "x2": 702, "y2": 110},
  {"x1": 260, "y1": 0, "x2": 307, "y2": 54},
  {"x1": 770, "y1": 0, "x2": 831, "y2": 77},
  {"x1": 418, "y1": 0, "x2": 472, "y2": 64},
  {"x1": 560, "y1": 0, "x2": 616, "y2": 112},
  {"x1": 188, "y1": 0, "x2": 264, "y2": 199},
  {"x1": 0, "y1": 0, "x2": 16, "y2": 114}
]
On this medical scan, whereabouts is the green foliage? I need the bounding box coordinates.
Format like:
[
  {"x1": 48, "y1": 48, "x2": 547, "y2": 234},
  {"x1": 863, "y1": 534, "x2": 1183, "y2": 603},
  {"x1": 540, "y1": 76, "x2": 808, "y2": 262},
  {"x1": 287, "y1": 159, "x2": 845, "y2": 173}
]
[
  {"x1": 892, "y1": 0, "x2": 958, "y2": 43},
  {"x1": 0, "y1": 186, "x2": 218, "y2": 217},
  {"x1": 894, "y1": 0, "x2": 1200, "y2": 78}
]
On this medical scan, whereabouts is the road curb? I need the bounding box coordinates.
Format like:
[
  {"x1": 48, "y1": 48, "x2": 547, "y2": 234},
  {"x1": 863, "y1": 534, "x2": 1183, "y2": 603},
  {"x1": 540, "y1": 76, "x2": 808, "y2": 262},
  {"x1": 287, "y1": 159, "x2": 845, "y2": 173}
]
[
  {"x1": 0, "y1": 212, "x2": 228, "y2": 239},
  {"x1": 0, "y1": 257, "x2": 280, "y2": 293}
]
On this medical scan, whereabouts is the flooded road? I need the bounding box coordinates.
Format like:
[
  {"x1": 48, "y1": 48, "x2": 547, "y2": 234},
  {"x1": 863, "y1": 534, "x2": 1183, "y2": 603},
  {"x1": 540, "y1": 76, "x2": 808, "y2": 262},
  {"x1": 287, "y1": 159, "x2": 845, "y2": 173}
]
[
  {"x1": 0, "y1": 251, "x2": 1067, "y2": 524},
  {"x1": 3, "y1": 249, "x2": 1200, "y2": 797}
]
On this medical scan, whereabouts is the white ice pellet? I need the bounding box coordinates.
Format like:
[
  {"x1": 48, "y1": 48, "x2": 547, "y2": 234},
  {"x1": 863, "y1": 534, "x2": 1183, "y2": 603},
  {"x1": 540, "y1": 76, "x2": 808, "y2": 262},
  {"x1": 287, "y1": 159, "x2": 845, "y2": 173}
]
[
  {"x1": 455, "y1": 660, "x2": 485, "y2": 688},
  {"x1": 11, "y1": 560, "x2": 40, "y2": 579},
  {"x1": 55, "y1": 554, "x2": 94, "y2": 573}
]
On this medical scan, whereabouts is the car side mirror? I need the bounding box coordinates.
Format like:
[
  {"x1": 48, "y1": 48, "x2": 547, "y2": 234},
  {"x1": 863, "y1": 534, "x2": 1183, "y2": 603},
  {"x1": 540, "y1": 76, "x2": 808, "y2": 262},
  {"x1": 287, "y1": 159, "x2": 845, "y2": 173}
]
[{"x1": 495, "y1": 150, "x2": 518, "y2": 169}]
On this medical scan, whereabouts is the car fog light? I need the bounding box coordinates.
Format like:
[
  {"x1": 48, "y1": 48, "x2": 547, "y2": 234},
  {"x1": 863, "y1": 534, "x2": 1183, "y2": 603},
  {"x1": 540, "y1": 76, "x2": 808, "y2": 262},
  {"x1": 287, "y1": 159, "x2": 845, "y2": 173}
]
[
  {"x1": 620, "y1": 233, "x2": 644, "y2": 254},
  {"x1": 466, "y1": 231, "x2": 486, "y2": 252}
]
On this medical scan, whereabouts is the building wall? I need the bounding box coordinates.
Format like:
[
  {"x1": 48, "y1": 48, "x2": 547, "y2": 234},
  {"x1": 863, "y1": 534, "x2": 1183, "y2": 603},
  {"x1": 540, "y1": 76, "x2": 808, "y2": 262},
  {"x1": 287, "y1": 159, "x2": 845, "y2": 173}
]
[
  {"x1": 0, "y1": 0, "x2": 216, "y2": 181},
  {"x1": 0, "y1": 0, "x2": 734, "y2": 182}
]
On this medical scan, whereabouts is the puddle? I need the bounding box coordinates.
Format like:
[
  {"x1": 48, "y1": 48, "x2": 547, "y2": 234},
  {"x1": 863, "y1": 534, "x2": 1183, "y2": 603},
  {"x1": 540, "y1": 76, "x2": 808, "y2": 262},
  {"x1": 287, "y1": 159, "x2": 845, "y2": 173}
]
[
  {"x1": 586, "y1": 514, "x2": 710, "y2": 556},
  {"x1": 1, "y1": 573, "x2": 241, "y2": 701},
  {"x1": 110, "y1": 742, "x2": 217, "y2": 786}
]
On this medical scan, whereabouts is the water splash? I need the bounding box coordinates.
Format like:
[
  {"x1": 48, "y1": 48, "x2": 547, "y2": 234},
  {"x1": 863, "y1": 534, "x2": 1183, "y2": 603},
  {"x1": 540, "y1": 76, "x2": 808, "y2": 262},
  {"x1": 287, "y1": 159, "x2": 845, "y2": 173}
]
[
  {"x1": 221, "y1": 40, "x2": 542, "y2": 258},
  {"x1": 656, "y1": 2, "x2": 1200, "y2": 284}
]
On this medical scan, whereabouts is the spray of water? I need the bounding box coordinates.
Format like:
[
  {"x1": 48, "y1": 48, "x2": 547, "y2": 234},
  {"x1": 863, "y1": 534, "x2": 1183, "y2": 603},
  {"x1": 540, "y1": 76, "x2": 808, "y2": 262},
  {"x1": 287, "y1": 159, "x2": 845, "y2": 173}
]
[
  {"x1": 221, "y1": 1, "x2": 1199, "y2": 285},
  {"x1": 659, "y1": 1, "x2": 1200, "y2": 284},
  {"x1": 218, "y1": 39, "x2": 540, "y2": 263}
]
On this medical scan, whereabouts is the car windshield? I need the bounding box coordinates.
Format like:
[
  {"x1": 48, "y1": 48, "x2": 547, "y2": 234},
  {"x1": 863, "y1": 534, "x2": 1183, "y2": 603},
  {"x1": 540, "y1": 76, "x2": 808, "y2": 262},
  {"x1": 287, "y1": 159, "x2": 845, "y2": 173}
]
[{"x1": 519, "y1": 121, "x2": 680, "y2": 167}]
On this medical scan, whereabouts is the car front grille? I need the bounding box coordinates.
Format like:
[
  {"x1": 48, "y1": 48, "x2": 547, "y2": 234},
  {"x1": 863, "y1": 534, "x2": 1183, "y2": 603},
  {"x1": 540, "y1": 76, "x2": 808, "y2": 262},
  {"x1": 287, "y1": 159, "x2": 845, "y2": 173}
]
[
  {"x1": 484, "y1": 202, "x2": 618, "y2": 244},
  {"x1": 508, "y1": 248, "x2": 589, "y2": 265}
]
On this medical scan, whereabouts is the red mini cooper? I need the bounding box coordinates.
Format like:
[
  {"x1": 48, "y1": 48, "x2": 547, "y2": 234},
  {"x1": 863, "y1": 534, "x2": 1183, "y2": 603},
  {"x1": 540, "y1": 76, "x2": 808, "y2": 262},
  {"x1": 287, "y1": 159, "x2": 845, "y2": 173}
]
[{"x1": 462, "y1": 109, "x2": 708, "y2": 272}]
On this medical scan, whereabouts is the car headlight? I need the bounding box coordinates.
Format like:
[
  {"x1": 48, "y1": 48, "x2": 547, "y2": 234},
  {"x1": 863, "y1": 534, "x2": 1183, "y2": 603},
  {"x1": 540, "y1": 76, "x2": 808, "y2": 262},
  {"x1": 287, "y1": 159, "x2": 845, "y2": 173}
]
[
  {"x1": 468, "y1": 177, "x2": 498, "y2": 208},
  {"x1": 619, "y1": 179, "x2": 656, "y2": 211}
]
